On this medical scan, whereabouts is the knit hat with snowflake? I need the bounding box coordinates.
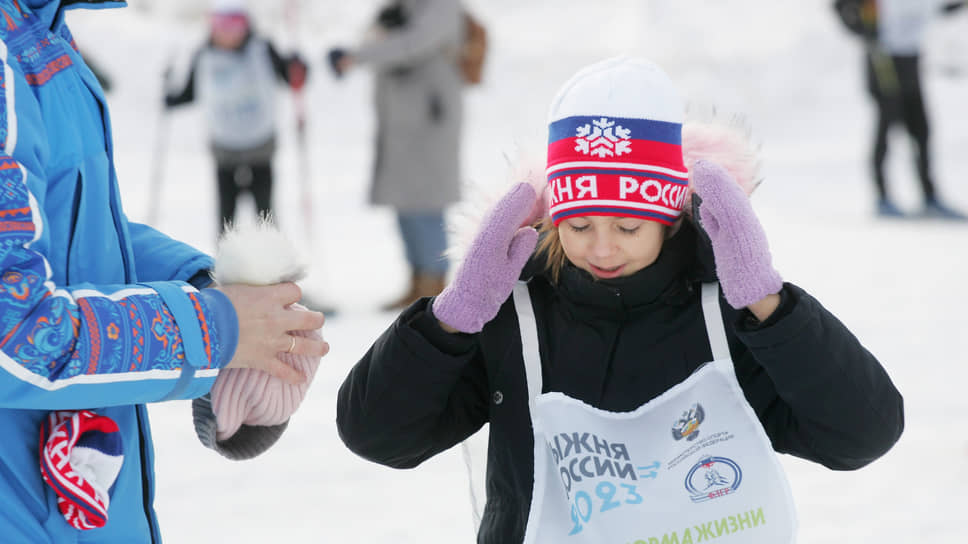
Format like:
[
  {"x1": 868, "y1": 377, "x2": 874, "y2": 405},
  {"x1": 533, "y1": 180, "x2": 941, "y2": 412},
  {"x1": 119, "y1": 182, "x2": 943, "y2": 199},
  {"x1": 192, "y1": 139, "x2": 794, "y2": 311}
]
[
  {"x1": 39, "y1": 410, "x2": 123, "y2": 530},
  {"x1": 546, "y1": 56, "x2": 688, "y2": 226}
]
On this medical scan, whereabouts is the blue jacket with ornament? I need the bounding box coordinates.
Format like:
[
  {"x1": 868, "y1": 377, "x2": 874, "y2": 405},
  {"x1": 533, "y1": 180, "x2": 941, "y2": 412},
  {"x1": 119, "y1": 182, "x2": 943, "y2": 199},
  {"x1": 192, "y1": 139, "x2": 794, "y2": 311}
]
[{"x1": 0, "y1": 1, "x2": 238, "y2": 542}]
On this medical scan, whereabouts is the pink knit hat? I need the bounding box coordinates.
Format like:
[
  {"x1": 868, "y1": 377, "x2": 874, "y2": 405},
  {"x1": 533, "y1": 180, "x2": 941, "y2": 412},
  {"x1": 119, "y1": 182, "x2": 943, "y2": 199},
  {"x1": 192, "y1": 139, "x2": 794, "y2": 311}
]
[{"x1": 546, "y1": 57, "x2": 688, "y2": 226}]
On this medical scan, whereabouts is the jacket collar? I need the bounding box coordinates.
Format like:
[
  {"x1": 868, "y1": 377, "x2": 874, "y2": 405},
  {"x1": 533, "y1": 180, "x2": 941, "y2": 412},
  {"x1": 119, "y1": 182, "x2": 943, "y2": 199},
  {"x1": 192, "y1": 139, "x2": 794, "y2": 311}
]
[
  {"x1": 60, "y1": 0, "x2": 126, "y2": 7},
  {"x1": 22, "y1": 1, "x2": 125, "y2": 33},
  {"x1": 553, "y1": 220, "x2": 702, "y2": 320},
  {"x1": 25, "y1": 1, "x2": 126, "y2": 10}
]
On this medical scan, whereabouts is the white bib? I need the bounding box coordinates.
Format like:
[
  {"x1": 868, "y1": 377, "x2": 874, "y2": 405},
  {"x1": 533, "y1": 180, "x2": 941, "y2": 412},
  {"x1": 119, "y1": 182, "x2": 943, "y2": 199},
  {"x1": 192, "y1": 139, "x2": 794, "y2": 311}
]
[
  {"x1": 513, "y1": 282, "x2": 797, "y2": 544},
  {"x1": 197, "y1": 39, "x2": 279, "y2": 149}
]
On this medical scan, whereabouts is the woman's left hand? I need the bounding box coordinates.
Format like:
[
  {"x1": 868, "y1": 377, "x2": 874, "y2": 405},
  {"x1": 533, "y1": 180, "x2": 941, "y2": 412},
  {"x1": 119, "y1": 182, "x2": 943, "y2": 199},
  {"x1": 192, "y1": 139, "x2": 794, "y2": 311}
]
[
  {"x1": 210, "y1": 305, "x2": 325, "y2": 441},
  {"x1": 691, "y1": 159, "x2": 783, "y2": 312}
]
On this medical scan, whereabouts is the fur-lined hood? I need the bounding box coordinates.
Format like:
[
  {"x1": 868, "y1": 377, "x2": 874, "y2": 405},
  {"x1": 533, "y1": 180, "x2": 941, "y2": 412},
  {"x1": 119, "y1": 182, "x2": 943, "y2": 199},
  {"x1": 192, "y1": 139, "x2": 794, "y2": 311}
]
[{"x1": 448, "y1": 117, "x2": 761, "y2": 268}]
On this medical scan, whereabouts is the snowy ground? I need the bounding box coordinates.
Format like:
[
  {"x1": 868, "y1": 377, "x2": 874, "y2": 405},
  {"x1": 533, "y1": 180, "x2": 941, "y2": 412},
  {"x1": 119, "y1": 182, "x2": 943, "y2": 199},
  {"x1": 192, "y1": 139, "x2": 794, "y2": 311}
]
[{"x1": 64, "y1": 1, "x2": 968, "y2": 542}]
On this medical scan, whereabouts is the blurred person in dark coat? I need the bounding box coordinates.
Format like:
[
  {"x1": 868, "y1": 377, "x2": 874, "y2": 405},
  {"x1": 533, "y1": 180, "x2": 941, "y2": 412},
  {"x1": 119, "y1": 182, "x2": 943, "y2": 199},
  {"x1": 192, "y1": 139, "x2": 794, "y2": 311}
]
[{"x1": 836, "y1": 0, "x2": 967, "y2": 219}]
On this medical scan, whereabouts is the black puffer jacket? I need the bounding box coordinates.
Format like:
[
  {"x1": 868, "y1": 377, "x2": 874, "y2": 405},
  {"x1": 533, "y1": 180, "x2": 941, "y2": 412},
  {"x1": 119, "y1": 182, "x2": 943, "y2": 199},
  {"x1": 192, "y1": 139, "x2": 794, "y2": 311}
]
[{"x1": 337, "y1": 221, "x2": 904, "y2": 543}]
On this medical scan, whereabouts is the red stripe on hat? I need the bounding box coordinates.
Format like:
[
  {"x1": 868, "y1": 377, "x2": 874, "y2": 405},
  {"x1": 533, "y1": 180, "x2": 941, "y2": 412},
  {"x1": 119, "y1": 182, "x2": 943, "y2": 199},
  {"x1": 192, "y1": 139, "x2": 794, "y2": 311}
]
[{"x1": 547, "y1": 137, "x2": 686, "y2": 173}]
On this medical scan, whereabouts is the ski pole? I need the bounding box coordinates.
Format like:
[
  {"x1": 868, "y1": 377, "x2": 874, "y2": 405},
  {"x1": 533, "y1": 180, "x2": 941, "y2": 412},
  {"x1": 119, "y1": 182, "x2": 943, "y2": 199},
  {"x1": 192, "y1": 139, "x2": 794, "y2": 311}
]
[
  {"x1": 146, "y1": 59, "x2": 174, "y2": 226},
  {"x1": 285, "y1": 0, "x2": 315, "y2": 245}
]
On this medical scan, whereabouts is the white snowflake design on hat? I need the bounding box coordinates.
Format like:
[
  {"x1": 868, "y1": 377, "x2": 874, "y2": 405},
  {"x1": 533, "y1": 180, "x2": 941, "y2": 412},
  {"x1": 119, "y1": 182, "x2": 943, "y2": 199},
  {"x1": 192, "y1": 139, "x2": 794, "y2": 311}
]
[{"x1": 574, "y1": 117, "x2": 632, "y2": 158}]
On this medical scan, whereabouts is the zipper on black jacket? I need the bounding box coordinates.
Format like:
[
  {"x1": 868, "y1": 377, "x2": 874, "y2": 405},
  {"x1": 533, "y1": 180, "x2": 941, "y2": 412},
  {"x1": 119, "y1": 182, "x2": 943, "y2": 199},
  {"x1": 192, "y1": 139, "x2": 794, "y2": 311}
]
[{"x1": 598, "y1": 288, "x2": 626, "y2": 403}]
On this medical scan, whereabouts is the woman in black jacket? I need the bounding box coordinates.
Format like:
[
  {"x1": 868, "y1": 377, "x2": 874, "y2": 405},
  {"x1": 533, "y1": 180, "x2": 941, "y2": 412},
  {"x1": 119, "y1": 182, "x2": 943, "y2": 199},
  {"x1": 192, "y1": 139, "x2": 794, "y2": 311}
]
[{"x1": 337, "y1": 57, "x2": 903, "y2": 543}]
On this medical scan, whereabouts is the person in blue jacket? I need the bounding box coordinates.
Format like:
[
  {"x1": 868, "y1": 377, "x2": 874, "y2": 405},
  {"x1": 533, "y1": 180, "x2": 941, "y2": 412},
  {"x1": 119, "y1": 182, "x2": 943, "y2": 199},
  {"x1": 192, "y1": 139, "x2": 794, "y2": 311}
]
[{"x1": 0, "y1": 1, "x2": 327, "y2": 542}]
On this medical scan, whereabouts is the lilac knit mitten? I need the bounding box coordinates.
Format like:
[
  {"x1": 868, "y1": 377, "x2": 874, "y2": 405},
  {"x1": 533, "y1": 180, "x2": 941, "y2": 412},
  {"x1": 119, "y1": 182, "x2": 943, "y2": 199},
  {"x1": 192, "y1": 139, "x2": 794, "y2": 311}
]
[
  {"x1": 691, "y1": 159, "x2": 782, "y2": 309},
  {"x1": 432, "y1": 183, "x2": 540, "y2": 333}
]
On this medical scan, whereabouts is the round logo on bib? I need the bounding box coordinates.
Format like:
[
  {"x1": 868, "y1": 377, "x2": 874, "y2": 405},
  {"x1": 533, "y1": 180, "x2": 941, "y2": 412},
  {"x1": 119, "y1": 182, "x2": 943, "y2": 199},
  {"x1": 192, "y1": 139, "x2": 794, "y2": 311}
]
[{"x1": 684, "y1": 455, "x2": 742, "y2": 503}]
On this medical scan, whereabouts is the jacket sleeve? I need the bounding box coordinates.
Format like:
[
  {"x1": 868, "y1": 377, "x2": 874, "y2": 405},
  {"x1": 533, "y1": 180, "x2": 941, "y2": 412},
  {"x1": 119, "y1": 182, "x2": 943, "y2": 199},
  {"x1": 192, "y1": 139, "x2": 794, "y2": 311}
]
[
  {"x1": 0, "y1": 45, "x2": 237, "y2": 410},
  {"x1": 265, "y1": 40, "x2": 293, "y2": 84},
  {"x1": 354, "y1": 0, "x2": 461, "y2": 69},
  {"x1": 728, "y1": 283, "x2": 904, "y2": 470},
  {"x1": 337, "y1": 298, "x2": 489, "y2": 469},
  {"x1": 126, "y1": 221, "x2": 214, "y2": 285}
]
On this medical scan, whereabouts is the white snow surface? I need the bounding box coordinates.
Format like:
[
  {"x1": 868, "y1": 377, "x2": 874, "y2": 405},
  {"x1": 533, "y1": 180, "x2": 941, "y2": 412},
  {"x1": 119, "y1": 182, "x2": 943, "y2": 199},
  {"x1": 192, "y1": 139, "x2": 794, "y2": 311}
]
[{"x1": 63, "y1": 1, "x2": 968, "y2": 542}]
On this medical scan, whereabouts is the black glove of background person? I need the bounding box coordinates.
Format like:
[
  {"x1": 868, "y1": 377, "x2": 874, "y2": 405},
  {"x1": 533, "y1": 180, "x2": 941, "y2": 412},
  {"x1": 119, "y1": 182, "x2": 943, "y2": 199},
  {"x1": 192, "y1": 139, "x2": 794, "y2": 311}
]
[
  {"x1": 327, "y1": 48, "x2": 347, "y2": 79},
  {"x1": 941, "y1": 1, "x2": 966, "y2": 14},
  {"x1": 161, "y1": 64, "x2": 176, "y2": 109}
]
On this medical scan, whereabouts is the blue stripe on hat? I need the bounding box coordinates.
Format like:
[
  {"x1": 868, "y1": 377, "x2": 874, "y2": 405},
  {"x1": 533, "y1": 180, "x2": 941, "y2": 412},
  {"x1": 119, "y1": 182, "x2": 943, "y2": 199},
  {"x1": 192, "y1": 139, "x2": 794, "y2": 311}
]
[
  {"x1": 548, "y1": 115, "x2": 681, "y2": 145},
  {"x1": 76, "y1": 429, "x2": 124, "y2": 457}
]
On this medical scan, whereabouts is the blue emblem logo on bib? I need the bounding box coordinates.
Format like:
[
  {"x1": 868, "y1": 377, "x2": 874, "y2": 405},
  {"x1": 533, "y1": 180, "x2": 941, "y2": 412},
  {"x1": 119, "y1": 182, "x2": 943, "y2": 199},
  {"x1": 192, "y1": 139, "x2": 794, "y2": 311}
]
[{"x1": 684, "y1": 455, "x2": 742, "y2": 503}]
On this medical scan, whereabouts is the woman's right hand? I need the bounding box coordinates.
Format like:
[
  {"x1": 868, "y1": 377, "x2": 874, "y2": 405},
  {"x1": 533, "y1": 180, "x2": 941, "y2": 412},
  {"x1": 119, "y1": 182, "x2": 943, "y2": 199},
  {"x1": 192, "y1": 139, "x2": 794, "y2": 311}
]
[
  {"x1": 214, "y1": 282, "x2": 328, "y2": 384},
  {"x1": 431, "y1": 183, "x2": 541, "y2": 334}
]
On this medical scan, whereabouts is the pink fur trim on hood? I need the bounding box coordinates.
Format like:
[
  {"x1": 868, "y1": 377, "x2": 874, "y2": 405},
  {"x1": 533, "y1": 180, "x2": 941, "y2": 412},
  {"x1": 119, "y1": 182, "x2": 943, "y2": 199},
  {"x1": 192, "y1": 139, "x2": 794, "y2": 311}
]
[
  {"x1": 447, "y1": 152, "x2": 548, "y2": 263},
  {"x1": 682, "y1": 119, "x2": 761, "y2": 217}
]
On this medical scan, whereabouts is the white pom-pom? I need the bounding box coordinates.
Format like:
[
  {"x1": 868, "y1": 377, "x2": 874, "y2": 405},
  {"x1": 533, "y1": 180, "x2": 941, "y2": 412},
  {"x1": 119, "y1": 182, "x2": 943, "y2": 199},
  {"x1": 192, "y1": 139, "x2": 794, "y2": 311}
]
[{"x1": 213, "y1": 218, "x2": 306, "y2": 286}]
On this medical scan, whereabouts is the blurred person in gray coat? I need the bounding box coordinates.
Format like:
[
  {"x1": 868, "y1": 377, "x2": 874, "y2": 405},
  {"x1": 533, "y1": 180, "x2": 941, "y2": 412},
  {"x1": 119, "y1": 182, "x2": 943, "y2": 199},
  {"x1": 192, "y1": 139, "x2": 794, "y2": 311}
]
[{"x1": 329, "y1": 0, "x2": 464, "y2": 310}]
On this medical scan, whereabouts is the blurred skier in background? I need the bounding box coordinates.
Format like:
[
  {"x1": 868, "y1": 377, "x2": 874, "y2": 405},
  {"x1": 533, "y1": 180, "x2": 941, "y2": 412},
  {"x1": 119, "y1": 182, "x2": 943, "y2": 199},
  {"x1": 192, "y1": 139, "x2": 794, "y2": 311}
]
[
  {"x1": 835, "y1": 0, "x2": 967, "y2": 219},
  {"x1": 165, "y1": 0, "x2": 309, "y2": 233},
  {"x1": 327, "y1": 0, "x2": 466, "y2": 310}
]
